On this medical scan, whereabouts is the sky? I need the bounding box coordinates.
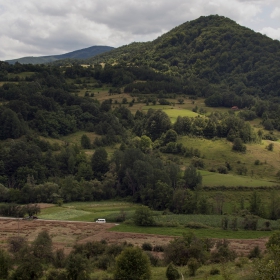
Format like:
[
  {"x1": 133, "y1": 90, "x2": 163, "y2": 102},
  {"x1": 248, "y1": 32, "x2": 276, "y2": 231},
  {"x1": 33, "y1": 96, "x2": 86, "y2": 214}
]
[{"x1": 1, "y1": 0, "x2": 280, "y2": 61}]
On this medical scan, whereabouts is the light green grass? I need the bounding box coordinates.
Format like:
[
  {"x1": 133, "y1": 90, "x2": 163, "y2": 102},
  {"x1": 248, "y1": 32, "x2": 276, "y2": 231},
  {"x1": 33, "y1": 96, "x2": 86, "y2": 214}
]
[
  {"x1": 39, "y1": 201, "x2": 138, "y2": 222},
  {"x1": 178, "y1": 136, "x2": 280, "y2": 182},
  {"x1": 201, "y1": 170, "x2": 278, "y2": 187},
  {"x1": 38, "y1": 201, "x2": 278, "y2": 239}
]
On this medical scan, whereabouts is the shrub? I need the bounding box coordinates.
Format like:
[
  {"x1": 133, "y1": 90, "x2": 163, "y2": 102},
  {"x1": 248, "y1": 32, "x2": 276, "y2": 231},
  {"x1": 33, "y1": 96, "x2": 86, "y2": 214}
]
[
  {"x1": 166, "y1": 262, "x2": 180, "y2": 280},
  {"x1": 254, "y1": 159, "x2": 261, "y2": 165},
  {"x1": 133, "y1": 206, "x2": 155, "y2": 226},
  {"x1": 153, "y1": 245, "x2": 164, "y2": 252},
  {"x1": 242, "y1": 216, "x2": 258, "y2": 230},
  {"x1": 142, "y1": 243, "x2": 153, "y2": 251},
  {"x1": 185, "y1": 222, "x2": 209, "y2": 229},
  {"x1": 188, "y1": 257, "x2": 201, "y2": 276},
  {"x1": 217, "y1": 166, "x2": 228, "y2": 174},
  {"x1": 145, "y1": 251, "x2": 160, "y2": 267},
  {"x1": 210, "y1": 267, "x2": 220, "y2": 275},
  {"x1": 248, "y1": 246, "x2": 261, "y2": 259}
]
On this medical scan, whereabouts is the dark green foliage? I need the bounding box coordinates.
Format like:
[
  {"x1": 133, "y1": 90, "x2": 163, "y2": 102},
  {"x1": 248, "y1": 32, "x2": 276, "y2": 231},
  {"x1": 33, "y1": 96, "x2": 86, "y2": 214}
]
[
  {"x1": 145, "y1": 109, "x2": 171, "y2": 141},
  {"x1": 0, "y1": 249, "x2": 10, "y2": 279},
  {"x1": 242, "y1": 215, "x2": 258, "y2": 230},
  {"x1": 232, "y1": 138, "x2": 246, "y2": 152},
  {"x1": 248, "y1": 246, "x2": 262, "y2": 259},
  {"x1": 8, "y1": 236, "x2": 28, "y2": 255},
  {"x1": 66, "y1": 253, "x2": 90, "y2": 280},
  {"x1": 142, "y1": 243, "x2": 153, "y2": 251},
  {"x1": 91, "y1": 147, "x2": 109, "y2": 180},
  {"x1": 266, "y1": 231, "x2": 280, "y2": 250},
  {"x1": 164, "y1": 233, "x2": 212, "y2": 266},
  {"x1": 133, "y1": 206, "x2": 155, "y2": 226},
  {"x1": 10, "y1": 254, "x2": 43, "y2": 280},
  {"x1": 32, "y1": 230, "x2": 53, "y2": 263},
  {"x1": 188, "y1": 257, "x2": 201, "y2": 276},
  {"x1": 114, "y1": 247, "x2": 151, "y2": 280},
  {"x1": 0, "y1": 108, "x2": 26, "y2": 140},
  {"x1": 211, "y1": 239, "x2": 237, "y2": 263},
  {"x1": 46, "y1": 269, "x2": 68, "y2": 280},
  {"x1": 53, "y1": 249, "x2": 66, "y2": 268},
  {"x1": 166, "y1": 262, "x2": 180, "y2": 280},
  {"x1": 184, "y1": 164, "x2": 202, "y2": 190},
  {"x1": 80, "y1": 134, "x2": 91, "y2": 149},
  {"x1": 210, "y1": 268, "x2": 220, "y2": 275},
  {"x1": 266, "y1": 143, "x2": 274, "y2": 151},
  {"x1": 249, "y1": 191, "x2": 263, "y2": 216}
]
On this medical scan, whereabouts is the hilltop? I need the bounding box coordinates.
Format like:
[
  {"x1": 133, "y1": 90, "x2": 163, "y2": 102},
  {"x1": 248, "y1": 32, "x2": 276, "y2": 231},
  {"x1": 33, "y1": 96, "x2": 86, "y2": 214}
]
[{"x1": 90, "y1": 15, "x2": 280, "y2": 100}]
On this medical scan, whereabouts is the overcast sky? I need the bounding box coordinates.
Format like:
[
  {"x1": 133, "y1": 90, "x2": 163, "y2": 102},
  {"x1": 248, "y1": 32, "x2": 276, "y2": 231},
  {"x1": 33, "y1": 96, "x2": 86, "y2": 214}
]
[{"x1": 1, "y1": 0, "x2": 280, "y2": 60}]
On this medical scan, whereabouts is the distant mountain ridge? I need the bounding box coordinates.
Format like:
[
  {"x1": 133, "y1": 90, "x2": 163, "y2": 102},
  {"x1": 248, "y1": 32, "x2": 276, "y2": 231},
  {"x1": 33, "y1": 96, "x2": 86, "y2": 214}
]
[{"x1": 6, "y1": 45, "x2": 115, "y2": 65}]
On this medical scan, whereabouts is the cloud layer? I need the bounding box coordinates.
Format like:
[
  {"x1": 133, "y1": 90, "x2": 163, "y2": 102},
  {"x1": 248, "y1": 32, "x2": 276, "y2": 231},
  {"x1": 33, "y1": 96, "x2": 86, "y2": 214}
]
[{"x1": 0, "y1": 0, "x2": 279, "y2": 60}]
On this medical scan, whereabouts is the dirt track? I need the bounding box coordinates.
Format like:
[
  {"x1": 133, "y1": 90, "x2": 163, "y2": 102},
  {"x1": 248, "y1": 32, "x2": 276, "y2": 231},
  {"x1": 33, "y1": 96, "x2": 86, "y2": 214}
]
[{"x1": 0, "y1": 218, "x2": 268, "y2": 256}]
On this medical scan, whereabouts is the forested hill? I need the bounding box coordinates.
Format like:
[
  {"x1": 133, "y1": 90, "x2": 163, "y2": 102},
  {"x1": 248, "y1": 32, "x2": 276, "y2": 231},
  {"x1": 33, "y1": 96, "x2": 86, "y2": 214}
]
[
  {"x1": 90, "y1": 15, "x2": 280, "y2": 99},
  {"x1": 6, "y1": 45, "x2": 114, "y2": 65}
]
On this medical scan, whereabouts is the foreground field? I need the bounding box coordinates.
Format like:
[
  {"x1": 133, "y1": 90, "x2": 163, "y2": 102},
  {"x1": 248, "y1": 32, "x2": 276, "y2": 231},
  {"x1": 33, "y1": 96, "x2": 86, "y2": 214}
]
[{"x1": 0, "y1": 218, "x2": 268, "y2": 257}]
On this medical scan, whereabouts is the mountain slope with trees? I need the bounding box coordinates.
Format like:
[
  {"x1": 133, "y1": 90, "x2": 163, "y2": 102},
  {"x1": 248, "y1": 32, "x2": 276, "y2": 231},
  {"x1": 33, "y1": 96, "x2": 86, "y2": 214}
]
[{"x1": 90, "y1": 15, "x2": 280, "y2": 100}]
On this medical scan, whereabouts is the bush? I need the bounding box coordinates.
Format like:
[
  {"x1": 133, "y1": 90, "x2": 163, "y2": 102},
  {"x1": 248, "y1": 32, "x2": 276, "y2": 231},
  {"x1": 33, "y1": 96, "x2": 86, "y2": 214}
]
[
  {"x1": 185, "y1": 222, "x2": 209, "y2": 229},
  {"x1": 166, "y1": 262, "x2": 180, "y2": 280},
  {"x1": 210, "y1": 267, "x2": 220, "y2": 275},
  {"x1": 142, "y1": 242, "x2": 153, "y2": 251},
  {"x1": 133, "y1": 206, "x2": 155, "y2": 226},
  {"x1": 242, "y1": 216, "x2": 258, "y2": 230},
  {"x1": 248, "y1": 246, "x2": 261, "y2": 259},
  {"x1": 188, "y1": 257, "x2": 201, "y2": 276},
  {"x1": 232, "y1": 138, "x2": 246, "y2": 153},
  {"x1": 217, "y1": 166, "x2": 228, "y2": 174},
  {"x1": 153, "y1": 245, "x2": 164, "y2": 252},
  {"x1": 145, "y1": 251, "x2": 161, "y2": 267}
]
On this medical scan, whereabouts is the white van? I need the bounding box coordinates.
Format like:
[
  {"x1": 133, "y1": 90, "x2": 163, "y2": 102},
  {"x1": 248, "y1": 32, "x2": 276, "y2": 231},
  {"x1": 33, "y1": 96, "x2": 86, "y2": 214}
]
[{"x1": 96, "y1": 218, "x2": 106, "y2": 223}]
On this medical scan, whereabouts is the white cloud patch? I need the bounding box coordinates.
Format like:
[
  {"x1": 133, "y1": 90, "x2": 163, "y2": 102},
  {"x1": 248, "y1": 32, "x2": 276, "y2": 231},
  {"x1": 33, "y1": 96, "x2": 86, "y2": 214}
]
[
  {"x1": 0, "y1": 0, "x2": 279, "y2": 60},
  {"x1": 259, "y1": 27, "x2": 280, "y2": 40}
]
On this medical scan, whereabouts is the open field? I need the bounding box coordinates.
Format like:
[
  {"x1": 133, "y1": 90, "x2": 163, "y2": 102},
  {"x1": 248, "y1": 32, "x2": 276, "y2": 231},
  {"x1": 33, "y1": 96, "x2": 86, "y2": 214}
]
[
  {"x1": 0, "y1": 217, "x2": 269, "y2": 257},
  {"x1": 178, "y1": 136, "x2": 280, "y2": 182},
  {"x1": 0, "y1": 216, "x2": 268, "y2": 279}
]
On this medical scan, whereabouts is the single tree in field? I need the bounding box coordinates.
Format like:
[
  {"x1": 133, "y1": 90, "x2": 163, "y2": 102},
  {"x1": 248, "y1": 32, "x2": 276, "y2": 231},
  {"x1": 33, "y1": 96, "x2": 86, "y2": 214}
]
[
  {"x1": 81, "y1": 134, "x2": 91, "y2": 149},
  {"x1": 133, "y1": 206, "x2": 155, "y2": 226},
  {"x1": 166, "y1": 262, "x2": 180, "y2": 280},
  {"x1": 114, "y1": 246, "x2": 151, "y2": 280},
  {"x1": 32, "y1": 230, "x2": 53, "y2": 263}
]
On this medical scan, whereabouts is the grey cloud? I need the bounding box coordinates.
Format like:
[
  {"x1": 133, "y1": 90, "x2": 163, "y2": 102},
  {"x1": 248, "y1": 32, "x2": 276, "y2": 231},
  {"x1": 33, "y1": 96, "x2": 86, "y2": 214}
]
[{"x1": 0, "y1": 0, "x2": 279, "y2": 60}]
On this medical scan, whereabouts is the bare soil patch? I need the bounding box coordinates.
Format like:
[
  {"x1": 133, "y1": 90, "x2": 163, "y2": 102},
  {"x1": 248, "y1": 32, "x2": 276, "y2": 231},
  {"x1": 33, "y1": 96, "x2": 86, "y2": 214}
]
[{"x1": 0, "y1": 218, "x2": 268, "y2": 256}]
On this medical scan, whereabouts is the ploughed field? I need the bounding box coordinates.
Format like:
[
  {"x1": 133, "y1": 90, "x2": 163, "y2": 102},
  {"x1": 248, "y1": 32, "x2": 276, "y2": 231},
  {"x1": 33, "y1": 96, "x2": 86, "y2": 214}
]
[{"x1": 0, "y1": 217, "x2": 268, "y2": 257}]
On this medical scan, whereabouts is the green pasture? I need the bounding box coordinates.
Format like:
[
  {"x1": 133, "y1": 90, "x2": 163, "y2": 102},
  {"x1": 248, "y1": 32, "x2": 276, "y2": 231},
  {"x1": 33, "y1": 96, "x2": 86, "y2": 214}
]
[
  {"x1": 38, "y1": 201, "x2": 277, "y2": 239},
  {"x1": 201, "y1": 170, "x2": 278, "y2": 187},
  {"x1": 178, "y1": 136, "x2": 280, "y2": 182},
  {"x1": 61, "y1": 131, "x2": 99, "y2": 146},
  {"x1": 39, "y1": 201, "x2": 137, "y2": 222},
  {"x1": 7, "y1": 72, "x2": 34, "y2": 79},
  {"x1": 142, "y1": 105, "x2": 199, "y2": 123}
]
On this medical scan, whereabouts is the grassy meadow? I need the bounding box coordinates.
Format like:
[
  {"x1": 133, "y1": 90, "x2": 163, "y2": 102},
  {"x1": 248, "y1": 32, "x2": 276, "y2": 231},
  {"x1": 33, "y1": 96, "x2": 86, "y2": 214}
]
[{"x1": 38, "y1": 201, "x2": 277, "y2": 239}]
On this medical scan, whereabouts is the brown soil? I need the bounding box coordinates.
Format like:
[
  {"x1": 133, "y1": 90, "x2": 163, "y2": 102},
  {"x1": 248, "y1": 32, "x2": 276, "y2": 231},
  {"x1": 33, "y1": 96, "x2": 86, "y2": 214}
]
[{"x1": 0, "y1": 218, "x2": 268, "y2": 257}]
